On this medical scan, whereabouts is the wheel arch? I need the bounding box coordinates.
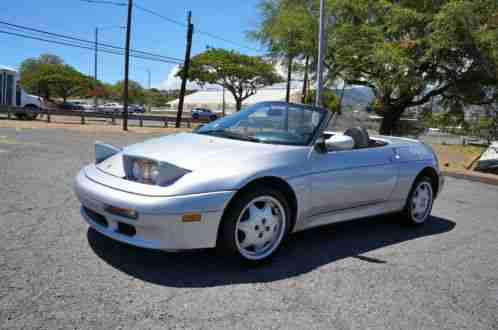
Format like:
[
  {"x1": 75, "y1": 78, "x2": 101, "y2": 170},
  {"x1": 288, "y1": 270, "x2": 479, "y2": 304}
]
[
  {"x1": 415, "y1": 166, "x2": 440, "y2": 198},
  {"x1": 224, "y1": 176, "x2": 299, "y2": 232},
  {"x1": 24, "y1": 104, "x2": 39, "y2": 108}
]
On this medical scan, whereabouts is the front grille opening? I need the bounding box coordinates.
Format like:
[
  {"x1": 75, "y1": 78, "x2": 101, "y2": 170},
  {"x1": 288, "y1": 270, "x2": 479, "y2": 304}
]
[
  {"x1": 117, "y1": 222, "x2": 136, "y2": 237},
  {"x1": 84, "y1": 207, "x2": 108, "y2": 228}
]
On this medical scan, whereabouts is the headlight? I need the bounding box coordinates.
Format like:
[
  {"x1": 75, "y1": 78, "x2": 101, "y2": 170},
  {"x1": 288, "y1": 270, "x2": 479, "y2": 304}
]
[{"x1": 131, "y1": 159, "x2": 160, "y2": 184}]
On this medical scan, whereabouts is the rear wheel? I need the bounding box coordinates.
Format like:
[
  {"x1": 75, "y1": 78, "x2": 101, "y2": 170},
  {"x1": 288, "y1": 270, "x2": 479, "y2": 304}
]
[
  {"x1": 217, "y1": 187, "x2": 291, "y2": 264},
  {"x1": 23, "y1": 105, "x2": 39, "y2": 120},
  {"x1": 402, "y1": 177, "x2": 434, "y2": 225}
]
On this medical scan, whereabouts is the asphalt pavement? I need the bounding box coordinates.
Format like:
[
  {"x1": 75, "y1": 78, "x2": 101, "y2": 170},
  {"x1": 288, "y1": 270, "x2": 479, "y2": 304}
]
[{"x1": 1, "y1": 127, "x2": 497, "y2": 329}]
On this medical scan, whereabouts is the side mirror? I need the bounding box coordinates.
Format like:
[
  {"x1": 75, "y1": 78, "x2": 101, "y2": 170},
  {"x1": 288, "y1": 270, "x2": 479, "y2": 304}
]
[{"x1": 324, "y1": 135, "x2": 355, "y2": 151}]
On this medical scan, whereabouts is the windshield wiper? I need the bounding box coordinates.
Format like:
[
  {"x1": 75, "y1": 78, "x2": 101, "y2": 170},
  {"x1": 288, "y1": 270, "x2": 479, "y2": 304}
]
[{"x1": 199, "y1": 129, "x2": 261, "y2": 143}]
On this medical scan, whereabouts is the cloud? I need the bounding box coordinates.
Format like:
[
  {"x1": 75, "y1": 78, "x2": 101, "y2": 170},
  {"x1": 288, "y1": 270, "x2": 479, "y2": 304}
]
[{"x1": 158, "y1": 65, "x2": 221, "y2": 91}]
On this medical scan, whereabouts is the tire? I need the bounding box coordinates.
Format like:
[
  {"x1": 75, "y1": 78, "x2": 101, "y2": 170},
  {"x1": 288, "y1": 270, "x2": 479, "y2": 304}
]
[
  {"x1": 401, "y1": 176, "x2": 435, "y2": 225},
  {"x1": 25, "y1": 114, "x2": 38, "y2": 120},
  {"x1": 209, "y1": 115, "x2": 217, "y2": 122},
  {"x1": 192, "y1": 114, "x2": 199, "y2": 121},
  {"x1": 23, "y1": 105, "x2": 39, "y2": 120},
  {"x1": 217, "y1": 186, "x2": 291, "y2": 265}
]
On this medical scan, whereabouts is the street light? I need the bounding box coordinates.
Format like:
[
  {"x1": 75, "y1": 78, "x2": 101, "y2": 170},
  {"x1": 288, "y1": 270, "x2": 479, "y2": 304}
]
[
  {"x1": 136, "y1": 67, "x2": 152, "y2": 111},
  {"x1": 145, "y1": 68, "x2": 151, "y2": 90},
  {"x1": 80, "y1": 0, "x2": 132, "y2": 131},
  {"x1": 94, "y1": 25, "x2": 125, "y2": 108},
  {"x1": 316, "y1": 0, "x2": 326, "y2": 107}
]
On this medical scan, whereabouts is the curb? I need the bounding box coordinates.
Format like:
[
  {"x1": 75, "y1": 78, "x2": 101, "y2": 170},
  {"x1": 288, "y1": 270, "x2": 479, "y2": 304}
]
[{"x1": 442, "y1": 170, "x2": 498, "y2": 186}]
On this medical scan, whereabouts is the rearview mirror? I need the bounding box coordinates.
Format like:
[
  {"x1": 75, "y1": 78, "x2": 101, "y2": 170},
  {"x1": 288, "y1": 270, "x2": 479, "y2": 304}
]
[{"x1": 324, "y1": 135, "x2": 354, "y2": 151}]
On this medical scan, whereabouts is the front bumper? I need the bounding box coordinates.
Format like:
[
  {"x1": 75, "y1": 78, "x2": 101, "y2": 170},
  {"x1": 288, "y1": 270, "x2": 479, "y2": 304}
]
[{"x1": 74, "y1": 167, "x2": 235, "y2": 250}]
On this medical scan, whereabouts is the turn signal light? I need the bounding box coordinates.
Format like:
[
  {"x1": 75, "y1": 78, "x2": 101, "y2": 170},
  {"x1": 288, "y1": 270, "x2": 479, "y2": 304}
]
[
  {"x1": 182, "y1": 213, "x2": 202, "y2": 222},
  {"x1": 104, "y1": 205, "x2": 138, "y2": 220}
]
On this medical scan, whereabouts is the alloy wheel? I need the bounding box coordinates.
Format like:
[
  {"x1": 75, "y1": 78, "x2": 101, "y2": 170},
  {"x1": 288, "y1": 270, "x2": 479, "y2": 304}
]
[{"x1": 234, "y1": 196, "x2": 286, "y2": 260}]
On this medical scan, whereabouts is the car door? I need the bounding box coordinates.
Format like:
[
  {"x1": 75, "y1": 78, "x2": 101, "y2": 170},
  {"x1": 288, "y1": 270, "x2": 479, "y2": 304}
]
[{"x1": 310, "y1": 145, "x2": 399, "y2": 216}]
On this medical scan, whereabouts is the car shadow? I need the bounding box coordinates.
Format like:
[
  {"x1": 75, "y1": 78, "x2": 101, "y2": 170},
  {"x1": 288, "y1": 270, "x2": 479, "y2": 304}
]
[{"x1": 87, "y1": 215, "x2": 455, "y2": 288}]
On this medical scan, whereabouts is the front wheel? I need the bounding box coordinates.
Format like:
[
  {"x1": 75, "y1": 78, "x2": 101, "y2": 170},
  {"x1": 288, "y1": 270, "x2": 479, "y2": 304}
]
[
  {"x1": 402, "y1": 177, "x2": 434, "y2": 225},
  {"x1": 217, "y1": 187, "x2": 291, "y2": 264}
]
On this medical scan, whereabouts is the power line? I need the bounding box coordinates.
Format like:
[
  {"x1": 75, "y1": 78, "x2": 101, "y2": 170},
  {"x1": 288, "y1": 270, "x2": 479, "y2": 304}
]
[
  {"x1": 196, "y1": 29, "x2": 260, "y2": 52},
  {"x1": 0, "y1": 29, "x2": 181, "y2": 65},
  {"x1": 133, "y1": 3, "x2": 186, "y2": 28},
  {"x1": 80, "y1": 0, "x2": 126, "y2": 6},
  {"x1": 80, "y1": 0, "x2": 262, "y2": 52},
  {"x1": 0, "y1": 21, "x2": 184, "y2": 64},
  {"x1": 131, "y1": 3, "x2": 262, "y2": 52}
]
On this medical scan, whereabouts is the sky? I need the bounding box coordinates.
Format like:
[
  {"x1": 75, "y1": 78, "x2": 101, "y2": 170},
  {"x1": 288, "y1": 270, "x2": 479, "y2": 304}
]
[{"x1": 0, "y1": 0, "x2": 263, "y2": 89}]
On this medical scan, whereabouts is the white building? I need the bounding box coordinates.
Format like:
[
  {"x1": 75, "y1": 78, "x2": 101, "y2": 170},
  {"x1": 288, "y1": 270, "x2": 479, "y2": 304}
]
[{"x1": 167, "y1": 82, "x2": 303, "y2": 114}]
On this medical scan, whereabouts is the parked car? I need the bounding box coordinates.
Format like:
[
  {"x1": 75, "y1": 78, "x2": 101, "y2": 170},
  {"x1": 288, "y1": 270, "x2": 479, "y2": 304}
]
[
  {"x1": 60, "y1": 102, "x2": 84, "y2": 110},
  {"x1": 74, "y1": 101, "x2": 444, "y2": 264},
  {"x1": 71, "y1": 101, "x2": 94, "y2": 111},
  {"x1": 192, "y1": 108, "x2": 218, "y2": 122},
  {"x1": 99, "y1": 103, "x2": 123, "y2": 114},
  {"x1": 130, "y1": 104, "x2": 146, "y2": 113}
]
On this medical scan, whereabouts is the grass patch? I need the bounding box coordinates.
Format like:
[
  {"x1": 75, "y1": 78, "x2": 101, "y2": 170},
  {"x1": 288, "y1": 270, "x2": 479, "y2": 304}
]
[{"x1": 430, "y1": 144, "x2": 486, "y2": 171}]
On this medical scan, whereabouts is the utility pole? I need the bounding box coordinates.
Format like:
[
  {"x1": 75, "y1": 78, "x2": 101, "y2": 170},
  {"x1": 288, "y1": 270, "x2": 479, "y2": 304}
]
[
  {"x1": 122, "y1": 0, "x2": 133, "y2": 131},
  {"x1": 176, "y1": 11, "x2": 194, "y2": 128},
  {"x1": 94, "y1": 27, "x2": 99, "y2": 109},
  {"x1": 315, "y1": 0, "x2": 326, "y2": 107}
]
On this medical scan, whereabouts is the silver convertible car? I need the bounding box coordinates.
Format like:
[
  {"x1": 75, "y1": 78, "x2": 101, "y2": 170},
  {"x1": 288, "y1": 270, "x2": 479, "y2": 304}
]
[{"x1": 74, "y1": 101, "x2": 444, "y2": 263}]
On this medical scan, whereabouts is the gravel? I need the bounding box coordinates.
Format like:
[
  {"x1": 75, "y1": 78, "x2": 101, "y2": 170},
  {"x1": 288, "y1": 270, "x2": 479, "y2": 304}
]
[{"x1": 1, "y1": 127, "x2": 497, "y2": 330}]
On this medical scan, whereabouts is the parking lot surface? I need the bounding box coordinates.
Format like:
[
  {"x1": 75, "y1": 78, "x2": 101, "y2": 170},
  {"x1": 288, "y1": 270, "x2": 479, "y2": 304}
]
[{"x1": 1, "y1": 128, "x2": 497, "y2": 329}]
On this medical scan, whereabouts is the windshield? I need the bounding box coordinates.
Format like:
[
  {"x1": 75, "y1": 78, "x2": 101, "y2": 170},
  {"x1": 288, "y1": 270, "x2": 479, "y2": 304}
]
[{"x1": 196, "y1": 102, "x2": 327, "y2": 146}]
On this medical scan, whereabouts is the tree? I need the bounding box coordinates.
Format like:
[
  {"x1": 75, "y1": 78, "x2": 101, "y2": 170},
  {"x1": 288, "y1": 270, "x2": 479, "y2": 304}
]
[
  {"x1": 327, "y1": 0, "x2": 498, "y2": 134},
  {"x1": 47, "y1": 65, "x2": 93, "y2": 102},
  {"x1": 304, "y1": 89, "x2": 340, "y2": 112},
  {"x1": 144, "y1": 88, "x2": 176, "y2": 107},
  {"x1": 114, "y1": 80, "x2": 145, "y2": 104},
  {"x1": 19, "y1": 62, "x2": 53, "y2": 100},
  {"x1": 250, "y1": 0, "x2": 316, "y2": 102},
  {"x1": 38, "y1": 54, "x2": 64, "y2": 65},
  {"x1": 179, "y1": 48, "x2": 282, "y2": 111},
  {"x1": 19, "y1": 54, "x2": 91, "y2": 102}
]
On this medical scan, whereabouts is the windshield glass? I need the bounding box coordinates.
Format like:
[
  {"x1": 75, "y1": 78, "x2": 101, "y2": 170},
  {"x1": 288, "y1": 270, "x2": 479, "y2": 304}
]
[{"x1": 196, "y1": 102, "x2": 327, "y2": 146}]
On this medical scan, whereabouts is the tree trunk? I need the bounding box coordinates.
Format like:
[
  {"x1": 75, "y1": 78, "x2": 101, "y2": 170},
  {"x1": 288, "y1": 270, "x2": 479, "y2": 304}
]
[
  {"x1": 301, "y1": 56, "x2": 309, "y2": 103},
  {"x1": 235, "y1": 98, "x2": 242, "y2": 112},
  {"x1": 379, "y1": 108, "x2": 403, "y2": 135},
  {"x1": 286, "y1": 53, "x2": 293, "y2": 103}
]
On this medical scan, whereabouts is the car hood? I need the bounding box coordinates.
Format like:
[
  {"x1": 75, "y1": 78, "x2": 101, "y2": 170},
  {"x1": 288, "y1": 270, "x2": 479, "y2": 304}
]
[{"x1": 92, "y1": 132, "x2": 309, "y2": 196}]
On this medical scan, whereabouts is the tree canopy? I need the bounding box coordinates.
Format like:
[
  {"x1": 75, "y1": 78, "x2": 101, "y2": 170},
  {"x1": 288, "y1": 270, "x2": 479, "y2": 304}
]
[
  {"x1": 252, "y1": 0, "x2": 498, "y2": 134},
  {"x1": 179, "y1": 48, "x2": 282, "y2": 111},
  {"x1": 19, "y1": 54, "x2": 93, "y2": 102},
  {"x1": 331, "y1": 0, "x2": 498, "y2": 134},
  {"x1": 250, "y1": 0, "x2": 316, "y2": 102}
]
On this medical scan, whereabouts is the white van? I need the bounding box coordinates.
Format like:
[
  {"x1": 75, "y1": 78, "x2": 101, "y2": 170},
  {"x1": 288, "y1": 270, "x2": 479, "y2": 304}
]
[{"x1": 0, "y1": 65, "x2": 43, "y2": 119}]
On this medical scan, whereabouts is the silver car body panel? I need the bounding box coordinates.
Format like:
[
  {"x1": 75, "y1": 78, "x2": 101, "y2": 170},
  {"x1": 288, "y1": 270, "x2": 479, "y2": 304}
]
[{"x1": 74, "y1": 124, "x2": 443, "y2": 251}]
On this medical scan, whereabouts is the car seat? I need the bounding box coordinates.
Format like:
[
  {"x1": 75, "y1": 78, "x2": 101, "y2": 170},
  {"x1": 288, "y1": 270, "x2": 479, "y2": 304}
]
[{"x1": 344, "y1": 127, "x2": 370, "y2": 149}]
